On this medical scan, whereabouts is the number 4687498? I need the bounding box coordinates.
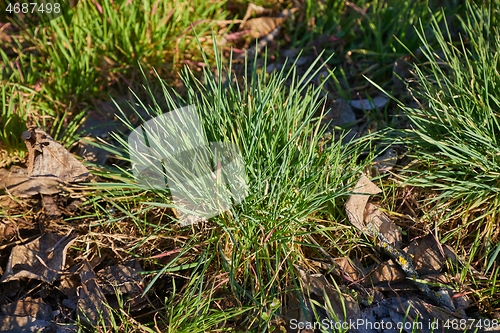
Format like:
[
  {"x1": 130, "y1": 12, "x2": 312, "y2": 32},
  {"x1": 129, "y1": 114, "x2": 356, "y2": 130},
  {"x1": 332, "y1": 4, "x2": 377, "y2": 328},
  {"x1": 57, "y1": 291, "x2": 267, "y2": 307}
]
[{"x1": 5, "y1": 2, "x2": 61, "y2": 14}]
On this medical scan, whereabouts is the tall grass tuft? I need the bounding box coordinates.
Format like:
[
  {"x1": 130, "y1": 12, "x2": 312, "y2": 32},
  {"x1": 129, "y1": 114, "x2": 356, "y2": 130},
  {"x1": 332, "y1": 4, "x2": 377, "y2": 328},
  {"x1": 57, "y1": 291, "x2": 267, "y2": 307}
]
[
  {"x1": 366, "y1": 2, "x2": 500, "y2": 296},
  {"x1": 91, "y1": 45, "x2": 368, "y2": 330}
]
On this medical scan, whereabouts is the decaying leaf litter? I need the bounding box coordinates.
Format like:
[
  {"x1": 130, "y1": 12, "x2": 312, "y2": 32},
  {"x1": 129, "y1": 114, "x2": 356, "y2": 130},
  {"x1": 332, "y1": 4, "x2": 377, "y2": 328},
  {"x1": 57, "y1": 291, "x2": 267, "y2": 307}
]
[{"x1": 0, "y1": 1, "x2": 498, "y2": 332}]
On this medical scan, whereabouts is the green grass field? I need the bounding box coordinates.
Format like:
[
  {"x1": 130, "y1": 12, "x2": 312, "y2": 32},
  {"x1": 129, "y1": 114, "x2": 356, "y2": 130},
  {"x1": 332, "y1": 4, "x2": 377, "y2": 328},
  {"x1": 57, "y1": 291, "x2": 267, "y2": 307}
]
[{"x1": 1, "y1": 1, "x2": 500, "y2": 332}]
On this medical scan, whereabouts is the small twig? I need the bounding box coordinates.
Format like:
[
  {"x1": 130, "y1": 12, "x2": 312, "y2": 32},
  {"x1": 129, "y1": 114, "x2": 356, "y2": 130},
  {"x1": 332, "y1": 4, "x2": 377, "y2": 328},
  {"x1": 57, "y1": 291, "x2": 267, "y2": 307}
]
[
  {"x1": 0, "y1": 235, "x2": 38, "y2": 251},
  {"x1": 48, "y1": 228, "x2": 74, "y2": 252},
  {"x1": 372, "y1": 228, "x2": 456, "y2": 311}
]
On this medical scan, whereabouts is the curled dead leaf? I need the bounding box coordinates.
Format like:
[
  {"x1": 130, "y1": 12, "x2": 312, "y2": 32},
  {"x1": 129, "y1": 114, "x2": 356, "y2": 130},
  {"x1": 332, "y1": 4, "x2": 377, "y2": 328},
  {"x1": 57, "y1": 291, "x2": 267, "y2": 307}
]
[
  {"x1": 406, "y1": 234, "x2": 446, "y2": 275},
  {"x1": 22, "y1": 128, "x2": 89, "y2": 183},
  {"x1": 97, "y1": 263, "x2": 148, "y2": 312},
  {"x1": 77, "y1": 260, "x2": 111, "y2": 327},
  {"x1": 0, "y1": 232, "x2": 76, "y2": 283},
  {"x1": 365, "y1": 202, "x2": 402, "y2": 249},
  {"x1": 295, "y1": 265, "x2": 360, "y2": 324},
  {"x1": 241, "y1": 17, "x2": 286, "y2": 39},
  {"x1": 1, "y1": 297, "x2": 52, "y2": 321},
  {"x1": 0, "y1": 167, "x2": 60, "y2": 197},
  {"x1": 345, "y1": 174, "x2": 382, "y2": 234}
]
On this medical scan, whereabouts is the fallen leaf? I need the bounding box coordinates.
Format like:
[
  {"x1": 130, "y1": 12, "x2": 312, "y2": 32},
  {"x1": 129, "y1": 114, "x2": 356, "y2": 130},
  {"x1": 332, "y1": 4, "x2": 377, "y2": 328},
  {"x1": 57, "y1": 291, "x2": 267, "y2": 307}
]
[
  {"x1": 58, "y1": 273, "x2": 80, "y2": 311},
  {"x1": 361, "y1": 259, "x2": 406, "y2": 287},
  {"x1": 346, "y1": 177, "x2": 456, "y2": 311},
  {"x1": 0, "y1": 129, "x2": 90, "y2": 214},
  {"x1": 1, "y1": 297, "x2": 52, "y2": 321},
  {"x1": 389, "y1": 298, "x2": 465, "y2": 333},
  {"x1": 97, "y1": 263, "x2": 147, "y2": 311},
  {"x1": 280, "y1": 291, "x2": 306, "y2": 333},
  {"x1": 240, "y1": 26, "x2": 282, "y2": 58},
  {"x1": 0, "y1": 220, "x2": 16, "y2": 245},
  {"x1": 346, "y1": 176, "x2": 402, "y2": 248},
  {"x1": 406, "y1": 234, "x2": 445, "y2": 275},
  {"x1": 0, "y1": 315, "x2": 56, "y2": 333},
  {"x1": 295, "y1": 265, "x2": 360, "y2": 323},
  {"x1": 0, "y1": 167, "x2": 60, "y2": 197},
  {"x1": 345, "y1": 174, "x2": 381, "y2": 233},
  {"x1": 22, "y1": 128, "x2": 89, "y2": 183},
  {"x1": 41, "y1": 194, "x2": 62, "y2": 216},
  {"x1": 365, "y1": 203, "x2": 402, "y2": 249},
  {"x1": 240, "y1": 3, "x2": 273, "y2": 26},
  {"x1": 1, "y1": 233, "x2": 76, "y2": 283},
  {"x1": 361, "y1": 235, "x2": 455, "y2": 295},
  {"x1": 334, "y1": 257, "x2": 366, "y2": 282},
  {"x1": 77, "y1": 260, "x2": 111, "y2": 327},
  {"x1": 241, "y1": 17, "x2": 286, "y2": 39}
]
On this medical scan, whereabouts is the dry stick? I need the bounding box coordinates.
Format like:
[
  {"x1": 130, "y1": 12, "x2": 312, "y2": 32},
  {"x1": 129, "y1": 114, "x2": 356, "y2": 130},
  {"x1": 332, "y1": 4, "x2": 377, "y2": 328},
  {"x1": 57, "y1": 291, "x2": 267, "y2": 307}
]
[
  {"x1": 0, "y1": 235, "x2": 39, "y2": 251},
  {"x1": 367, "y1": 223, "x2": 456, "y2": 312},
  {"x1": 347, "y1": 202, "x2": 456, "y2": 311}
]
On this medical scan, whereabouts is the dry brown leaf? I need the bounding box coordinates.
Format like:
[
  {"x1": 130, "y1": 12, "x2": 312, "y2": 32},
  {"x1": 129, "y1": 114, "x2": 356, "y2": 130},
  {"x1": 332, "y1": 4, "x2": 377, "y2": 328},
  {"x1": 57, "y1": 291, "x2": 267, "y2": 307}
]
[
  {"x1": 22, "y1": 128, "x2": 89, "y2": 183},
  {"x1": 346, "y1": 176, "x2": 402, "y2": 249},
  {"x1": 77, "y1": 260, "x2": 111, "y2": 327},
  {"x1": 59, "y1": 274, "x2": 80, "y2": 295},
  {"x1": 41, "y1": 194, "x2": 62, "y2": 216},
  {"x1": 0, "y1": 167, "x2": 60, "y2": 197},
  {"x1": 97, "y1": 263, "x2": 147, "y2": 311},
  {"x1": 334, "y1": 257, "x2": 366, "y2": 282},
  {"x1": 406, "y1": 234, "x2": 446, "y2": 275},
  {"x1": 241, "y1": 17, "x2": 286, "y2": 39},
  {"x1": 389, "y1": 297, "x2": 465, "y2": 332},
  {"x1": 1, "y1": 297, "x2": 52, "y2": 321},
  {"x1": 365, "y1": 273, "x2": 451, "y2": 293},
  {"x1": 361, "y1": 259, "x2": 407, "y2": 288},
  {"x1": 0, "y1": 314, "x2": 56, "y2": 332},
  {"x1": 240, "y1": 3, "x2": 273, "y2": 25},
  {"x1": 296, "y1": 265, "x2": 360, "y2": 323},
  {"x1": 0, "y1": 220, "x2": 16, "y2": 245},
  {"x1": 345, "y1": 174, "x2": 381, "y2": 232},
  {"x1": 365, "y1": 202, "x2": 402, "y2": 249},
  {"x1": 362, "y1": 235, "x2": 453, "y2": 291},
  {"x1": 0, "y1": 129, "x2": 89, "y2": 214},
  {"x1": 280, "y1": 291, "x2": 307, "y2": 333},
  {"x1": 0, "y1": 232, "x2": 76, "y2": 283}
]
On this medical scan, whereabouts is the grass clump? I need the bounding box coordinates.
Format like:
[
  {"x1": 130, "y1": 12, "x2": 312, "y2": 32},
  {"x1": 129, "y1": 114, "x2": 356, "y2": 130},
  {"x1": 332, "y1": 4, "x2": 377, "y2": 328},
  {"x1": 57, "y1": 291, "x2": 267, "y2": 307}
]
[
  {"x1": 367, "y1": 1, "x2": 500, "y2": 312},
  {"x1": 90, "y1": 47, "x2": 368, "y2": 331},
  {"x1": 403, "y1": 3, "x2": 500, "y2": 238}
]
